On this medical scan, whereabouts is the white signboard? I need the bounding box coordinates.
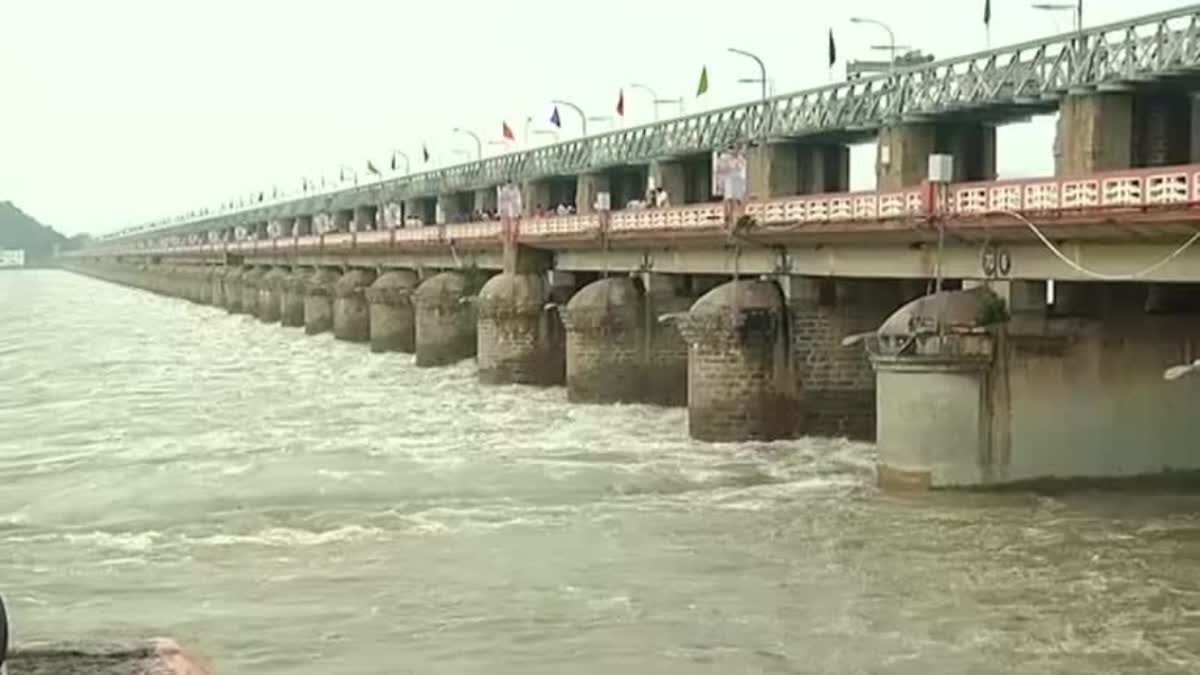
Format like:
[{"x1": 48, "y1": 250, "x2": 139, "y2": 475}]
[{"x1": 594, "y1": 191, "x2": 611, "y2": 212}]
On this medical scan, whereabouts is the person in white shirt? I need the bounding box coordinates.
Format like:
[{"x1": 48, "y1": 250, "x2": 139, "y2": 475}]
[{"x1": 655, "y1": 188, "x2": 670, "y2": 208}]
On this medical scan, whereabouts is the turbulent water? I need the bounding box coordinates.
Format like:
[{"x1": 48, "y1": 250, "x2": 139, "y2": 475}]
[{"x1": 2, "y1": 270, "x2": 1200, "y2": 674}]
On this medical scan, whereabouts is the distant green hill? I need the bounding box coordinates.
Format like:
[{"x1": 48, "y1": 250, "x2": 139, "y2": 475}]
[{"x1": 0, "y1": 201, "x2": 67, "y2": 263}]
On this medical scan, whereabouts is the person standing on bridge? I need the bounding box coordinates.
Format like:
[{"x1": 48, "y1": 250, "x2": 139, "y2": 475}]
[{"x1": 655, "y1": 187, "x2": 670, "y2": 208}]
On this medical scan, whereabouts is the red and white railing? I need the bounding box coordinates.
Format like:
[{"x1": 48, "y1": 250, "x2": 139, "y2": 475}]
[{"x1": 76, "y1": 164, "x2": 1200, "y2": 258}]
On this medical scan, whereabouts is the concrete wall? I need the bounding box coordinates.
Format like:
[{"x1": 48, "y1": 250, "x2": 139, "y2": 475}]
[
  {"x1": 1056, "y1": 92, "x2": 1134, "y2": 176},
  {"x1": 878, "y1": 122, "x2": 998, "y2": 190},
  {"x1": 876, "y1": 285, "x2": 1200, "y2": 489},
  {"x1": 789, "y1": 277, "x2": 907, "y2": 440}
]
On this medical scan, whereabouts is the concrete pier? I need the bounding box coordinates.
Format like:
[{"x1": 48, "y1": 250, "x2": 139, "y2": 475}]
[
  {"x1": 877, "y1": 122, "x2": 996, "y2": 189},
  {"x1": 332, "y1": 268, "x2": 376, "y2": 342},
  {"x1": 304, "y1": 267, "x2": 340, "y2": 335},
  {"x1": 677, "y1": 279, "x2": 800, "y2": 442},
  {"x1": 412, "y1": 270, "x2": 477, "y2": 367},
  {"x1": 209, "y1": 266, "x2": 227, "y2": 308},
  {"x1": 560, "y1": 274, "x2": 689, "y2": 405},
  {"x1": 240, "y1": 266, "x2": 265, "y2": 317},
  {"x1": 280, "y1": 268, "x2": 306, "y2": 327},
  {"x1": 871, "y1": 285, "x2": 1200, "y2": 490},
  {"x1": 365, "y1": 270, "x2": 418, "y2": 353},
  {"x1": 476, "y1": 272, "x2": 565, "y2": 386},
  {"x1": 222, "y1": 266, "x2": 245, "y2": 314},
  {"x1": 199, "y1": 266, "x2": 216, "y2": 305},
  {"x1": 258, "y1": 267, "x2": 285, "y2": 323}
]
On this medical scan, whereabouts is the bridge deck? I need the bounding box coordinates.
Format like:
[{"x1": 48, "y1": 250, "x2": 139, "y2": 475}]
[{"x1": 85, "y1": 164, "x2": 1200, "y2": 259}]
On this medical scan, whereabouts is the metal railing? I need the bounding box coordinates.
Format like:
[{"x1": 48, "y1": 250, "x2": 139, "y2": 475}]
[{"x1": 73, "y1": 163, "x2": 1200, "y2": 258}]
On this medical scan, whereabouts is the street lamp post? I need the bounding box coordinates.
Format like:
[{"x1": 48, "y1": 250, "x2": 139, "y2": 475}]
[
  {"x1": 390, "y1": 149, "x2": 411, "y2": 174},
  {"x1": 850, "y1": 17, "x2": 898, "y2": 73},
  {"x1": 1032, "y1": 2, "x2": 1083, "y2": 77},
  {"x1": 588, "y1": 115, "x2": 615, "y2": 131},
  {"x1": 630, "y1": 83, "x2": 660, "y2": 121},
  {"x1": 551, "y1": 99, "x2": 588, "y2": 136},
  {"x1": 452, "y1": 128, "x2": 483, "y2": 160},
  {"x1": 1032, "y1": 2, "x2": 1082, "y2": 31},
  {"x1": 728, "y1": 47, "x2": 769, "y2": 141},
  {"x1": 631, "y1": 82, "x2": 684, "y2": 121},
  {"x1": 728, "y1": 47, "x2": 768, "y2": 102}
]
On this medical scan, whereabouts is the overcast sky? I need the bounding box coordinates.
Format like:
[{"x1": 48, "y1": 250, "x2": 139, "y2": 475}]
[{"x1": 0, "y1": 0, "x2": 1188, "y2": 235}]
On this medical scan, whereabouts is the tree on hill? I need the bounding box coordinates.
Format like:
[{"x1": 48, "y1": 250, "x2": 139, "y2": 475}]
[{"x1": 0, "y1": 201, "x2": 67, "y2": 263}]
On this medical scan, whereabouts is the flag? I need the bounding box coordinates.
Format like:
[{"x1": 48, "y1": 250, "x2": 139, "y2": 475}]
[
  {"x1": 502, "y1": 121, "x2": 515, "y2": 141},
  {"x1": 697, "y1": 66, "x2": 709, "y2": 96},
  {"x1": 550, "y1": 106, "x2": 562, "y2": 128},
  {"x1": 828, "y1": 29, "x2": 837, "y2": 67},
  {"x1": 390, "y1": 154, "x2": 397, "y2": 171},
  {"x1": 983, "y1": 0, "x2": 991, "y2": 25},
  {"x1": 367, "y1": 160, "x2": 381, "y2": 176},
  {"x1": 422, "y1": 144, "x2": 430, "y2": 163},
  {"x1": 339, "y1": 167, "x2": 346, "y2": 181},
  {"x1": 258, "y1": 191, "x2": 264, "y2": 202},
  {"x1": 616, "y1": 89, "x2": 625, "y2": 116}
]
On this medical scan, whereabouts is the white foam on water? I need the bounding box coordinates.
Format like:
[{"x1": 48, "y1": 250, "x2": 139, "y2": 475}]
[
  {"x1": 64, "y1": 530, "x2": 160, "y2": 552},
  {"x1": 185, "y1": 524, "x2": 385, "y2": 548}
]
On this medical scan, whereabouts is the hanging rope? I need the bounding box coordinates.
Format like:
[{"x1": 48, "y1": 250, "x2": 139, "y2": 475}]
[{"x1": 993, "y1": 208, "x2": 1200, "y2": 281}]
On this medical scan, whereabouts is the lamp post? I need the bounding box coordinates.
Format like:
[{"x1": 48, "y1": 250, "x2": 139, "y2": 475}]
[
  {"x1": 390, "y1": 149, "x2": 411, "y2": 174},
  {"x1": 338, "y1": 165, "x2": 359, "y2": 186},
  {"x1": 1032, "y1": 2, "x2": 1082, "y2": 31},
  {"x1": 551, "y1": 99, "x2": 588, "y2": 136},
  {"x1": 728, "y1": 46, "x2": 769, "y2": 141},
  {"x1": 737, "y1": 77, "x2": 776, "y2": 96},
  {"x1": 452, "y1": 128, "x2": 483, "y2": 160},
  {"x1": 630, "y1": 82, "x2": 684, "y2": 120},
  {"x1": 850, "y1": 17, "x2": 898, "y2": 73},
  {"x1": 728, "y1": 47, "x2": 767, "y2": 102},
  {"x1": 588, "y1": 115, "x2": 615, "y2": 131}
]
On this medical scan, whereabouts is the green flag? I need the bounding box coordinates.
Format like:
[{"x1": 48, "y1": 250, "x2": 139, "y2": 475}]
[{"x1": 697, "y1": 66, "x2": 709, "y2": 96}]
